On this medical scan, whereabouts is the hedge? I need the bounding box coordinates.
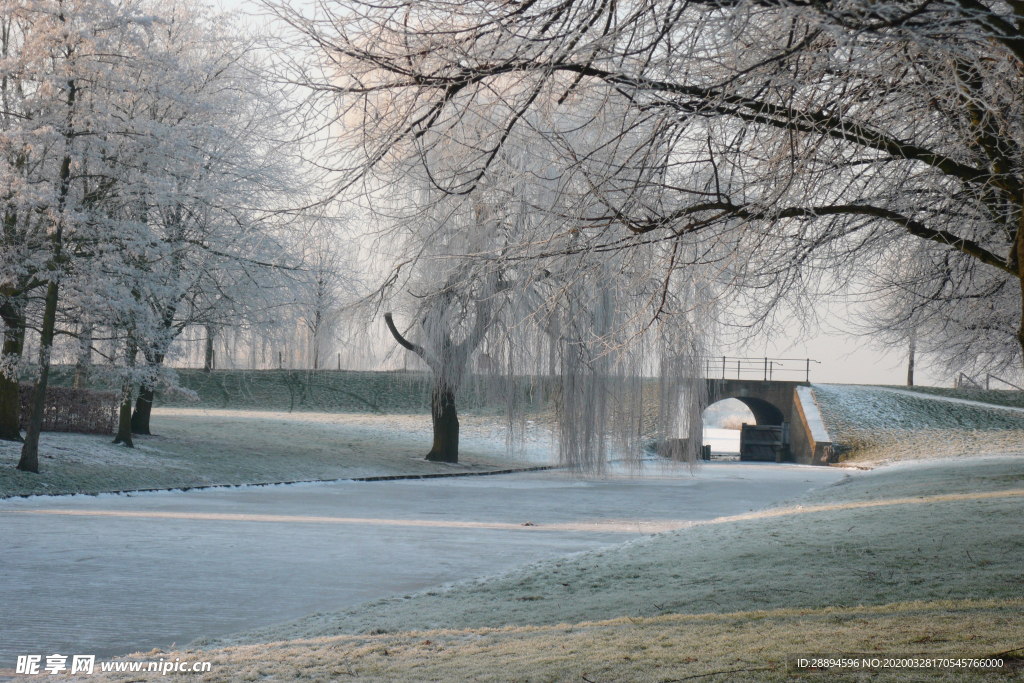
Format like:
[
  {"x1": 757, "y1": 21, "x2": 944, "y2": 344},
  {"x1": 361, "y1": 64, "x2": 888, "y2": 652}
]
[{"x1": 19, "y1": 384, "x2": 118, "y2": 435}]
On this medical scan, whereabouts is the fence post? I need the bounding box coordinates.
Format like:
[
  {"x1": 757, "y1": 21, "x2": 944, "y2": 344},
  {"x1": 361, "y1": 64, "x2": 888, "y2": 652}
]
[
  {"x1": 722, "y1": 356, "x2": 726, "y2": 378},
  {"x1": 806, "y1": 358, "x2": 810, "y2": 382},
  {"x1": 764, "y1": 357, "x2": 767, "y2": 381},
  {"x1": 737, "y1": 359, "x2": 740, "y2": 379}
]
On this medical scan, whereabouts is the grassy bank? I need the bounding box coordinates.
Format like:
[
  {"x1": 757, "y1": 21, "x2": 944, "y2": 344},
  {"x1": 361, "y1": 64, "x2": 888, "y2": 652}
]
[
  {"x1": 85, "y1": 600, "x2": 1022, "y2": 682},
  {"x1": 813, "y1": 384, "x2": 1024, "y2": 464},
  {"x1": 46, "y1": 366, "x2": 560, "y2": 416},
  {"x1": 894, "y1": 384, "x2": 1024, "y2": 410}
]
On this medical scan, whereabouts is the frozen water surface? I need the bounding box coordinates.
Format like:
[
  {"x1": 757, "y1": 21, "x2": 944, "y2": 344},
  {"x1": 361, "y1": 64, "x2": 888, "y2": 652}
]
[{"x1": 0, "y1": 463, "x2": 843, "y2": 661}]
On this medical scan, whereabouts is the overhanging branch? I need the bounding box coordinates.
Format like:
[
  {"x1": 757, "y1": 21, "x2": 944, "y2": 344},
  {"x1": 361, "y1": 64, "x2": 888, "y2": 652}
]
[{"x1": 384, "y1": 312, "x2": 428, "y2": 359}]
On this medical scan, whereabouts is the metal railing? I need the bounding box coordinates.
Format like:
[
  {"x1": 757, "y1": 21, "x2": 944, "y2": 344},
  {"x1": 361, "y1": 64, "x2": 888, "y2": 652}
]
[
  {"x1": 705, "y1": 356, "x2": 820, "y2": 382},
  {"x1": 955, "y1": 372, "x2": 1023, "y2": 391}
]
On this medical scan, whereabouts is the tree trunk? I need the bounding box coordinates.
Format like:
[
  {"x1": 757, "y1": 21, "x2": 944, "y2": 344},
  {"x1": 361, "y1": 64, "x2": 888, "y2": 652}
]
[
  {"x1": 907, "y1": 335, "x2": 916, "y2": 387},
  {"x1": 0, "y1": 304, "x2": 25, "y2": 442},
  {"x1": 131, "y1": 350, "x2": 164, "y2": 436},
  {"x1": 113, "y1": 387, "x2": 134, "y2": 448},
  {"x1": 204, "y1": 327, "x2": 215, "y2": 372},
  {"x1": 73, "y1": 324, "x2": 92, "y2": 389},
  {"x1": 425, "y1": 384, "x2": 459, "y2": 463},
  {"x1": 18, "y1": 277, "x2": 61, "y2": 472},
  {"x1": 1019, "y1": 278, "x2": 1024, "y2": 375},
  {"x1": 113, "y1": 338, "x2": 136, "y2": 447},
  {"x1": 19, "y1": 73, "x2": 75, "y2": 473},
  {"x1": 1018, "y1": 239, "x2": 1024, "y2": 376},
  {"x1": 130, "y1": 386, "x2": 154, "y2": 435}
]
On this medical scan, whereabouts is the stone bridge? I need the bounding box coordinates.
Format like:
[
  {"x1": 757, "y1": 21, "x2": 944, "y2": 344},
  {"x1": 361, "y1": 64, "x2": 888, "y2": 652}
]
[{"x1": 705, "y1": 378, "x2": 833, "y2": 465}]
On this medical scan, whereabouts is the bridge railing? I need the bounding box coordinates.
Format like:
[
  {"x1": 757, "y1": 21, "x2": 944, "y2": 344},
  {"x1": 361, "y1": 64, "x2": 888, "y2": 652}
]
[{"x1": 704, "y1": 357, "x2": 820, "y2": 382}]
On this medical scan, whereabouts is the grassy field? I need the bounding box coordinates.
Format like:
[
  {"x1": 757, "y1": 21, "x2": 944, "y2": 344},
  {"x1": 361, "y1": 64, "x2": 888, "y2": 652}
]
[
  {"x1": 14, "y1": 380, "x2": 1021, "y2": 681},
  {"x1": 892, "y1": 384, "x2": 1024, "y2": 410},
  {"x1": 2, "y1": 368, "x2": 566, "y2": 498},
  {"x1": 0, "y1": 409, "x2": 537, "y2": 498},
  {"x1": 84, "y1": 601, "x2": 1023, "y2": 682}
]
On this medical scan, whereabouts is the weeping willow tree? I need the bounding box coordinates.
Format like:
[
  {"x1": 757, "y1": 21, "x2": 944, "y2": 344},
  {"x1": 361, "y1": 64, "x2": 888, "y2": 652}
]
[
  {"x1": 383, "y1": 266, "x2": 500, "y2": 463},
  {"x1": 270, "y1": 11, "x2": 740, "y2": 471},
  {"x1": 541, "y1": 258, "x2": 715, "y2": 473},
  {"x1": 382, "y1": 242, "x2": 716, "y2": 470},
  {"x1": 378, "y1": 179, "x2": 525, "y2": 464},
  {"x1": 371, "y1": 141, "x2": 721, "y2": 469}
]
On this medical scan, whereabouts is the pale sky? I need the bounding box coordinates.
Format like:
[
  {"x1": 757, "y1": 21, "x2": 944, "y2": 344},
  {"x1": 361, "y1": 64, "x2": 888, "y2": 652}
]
[{"x1": 753, "y1": 328, "x2": 927, "y2": 386}]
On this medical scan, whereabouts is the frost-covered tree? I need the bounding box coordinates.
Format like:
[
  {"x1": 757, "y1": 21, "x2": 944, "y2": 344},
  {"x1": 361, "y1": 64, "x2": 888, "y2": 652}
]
[
  {"x1": 296, "y1": 221, "x2": 348, "y2": 371},
  {"x1": 378, "y1": 181, "x2": 515, "y2": 463},
  {"x1": 264, "y1": 0, "x2": 1024, "y2": 379},
  {"x1": 0, "y1": 0, "x2": 159, "y2": 470},
  {"x1": 367, "y1": 108, "x2": 710, "y2": 466},
  {"x1": 856, "y1": 242, "x2": 1022, "y2": 385},
  {"x1": 260, "y1": 7, "x2": 718, "y2": 468},
  {"x1": 1, "y1": 0, "x2": 300, "y2": 467},
  {"x1": 127, "y1": 1, "x2": 302, "y2": 435}
]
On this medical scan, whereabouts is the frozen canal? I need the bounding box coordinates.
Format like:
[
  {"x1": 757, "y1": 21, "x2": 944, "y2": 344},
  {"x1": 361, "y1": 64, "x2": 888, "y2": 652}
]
[{"x1": 0, "y1": 463, "x2": 845, "y2": 662}]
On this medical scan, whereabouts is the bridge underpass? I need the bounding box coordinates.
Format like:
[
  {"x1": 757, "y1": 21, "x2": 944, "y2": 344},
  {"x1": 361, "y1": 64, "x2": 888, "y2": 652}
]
[{"x1": 703, "y1": 358, "x2": 833, "y2": 465}]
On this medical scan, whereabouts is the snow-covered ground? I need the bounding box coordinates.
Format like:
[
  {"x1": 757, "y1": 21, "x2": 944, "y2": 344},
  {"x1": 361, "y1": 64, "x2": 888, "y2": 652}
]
[
  {"x1": 0, "y1": 406, "x2": 747, "y2": 498},
  {"x1": 0, "y1": 462, "x2": 843, "y2": 662},
  {"x1": 49, "y1": 455, "x2": 1023, "y2": 683},
  {"x1": 6, "y1": 385, "x2": 1024, "y2": 682},
  {"x1": 871, "y1": 385, "x2": 1024, "y2": 412}
]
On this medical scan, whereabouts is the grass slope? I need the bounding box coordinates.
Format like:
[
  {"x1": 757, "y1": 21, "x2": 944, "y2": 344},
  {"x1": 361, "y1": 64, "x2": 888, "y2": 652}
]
[
  {"x1": 813, "y1": 384, "x2": 1024, "y2": 464},
  {"x1": 46, "y1": 367, "x2": 558, "y2": 416},
  {"x1": 894, "y1": 385, "x2": 1024, "y2": 410}
]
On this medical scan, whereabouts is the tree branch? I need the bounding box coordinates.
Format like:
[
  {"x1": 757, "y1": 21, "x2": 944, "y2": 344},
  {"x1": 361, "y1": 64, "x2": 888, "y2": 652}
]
[{"x1": 384, "y1": 312, "x2": 428, "y2": 359}]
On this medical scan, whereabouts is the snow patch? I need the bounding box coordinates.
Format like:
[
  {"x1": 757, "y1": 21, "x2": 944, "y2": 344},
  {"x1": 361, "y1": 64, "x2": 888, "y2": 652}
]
[{"x1": 796, "y1": 385, "x2": 830, "y2": 443}]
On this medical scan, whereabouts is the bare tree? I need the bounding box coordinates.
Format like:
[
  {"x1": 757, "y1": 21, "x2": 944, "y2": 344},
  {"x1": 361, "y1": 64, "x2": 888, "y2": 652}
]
[
  {"x1": 298, "y1": 223, "x2": 347, "y2": 371},
  {"x1": 855, "y1": 241, "x2": 1022, "y2": 385}
]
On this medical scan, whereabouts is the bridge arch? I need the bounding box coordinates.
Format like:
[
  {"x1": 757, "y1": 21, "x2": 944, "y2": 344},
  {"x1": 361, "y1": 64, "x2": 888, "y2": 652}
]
[
  {"x1": 705, "y1": 378, "x2": 798, "y2": 427},
  {"x1": 725, "y1": 396, "x2": 785, "y2": 426}
]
